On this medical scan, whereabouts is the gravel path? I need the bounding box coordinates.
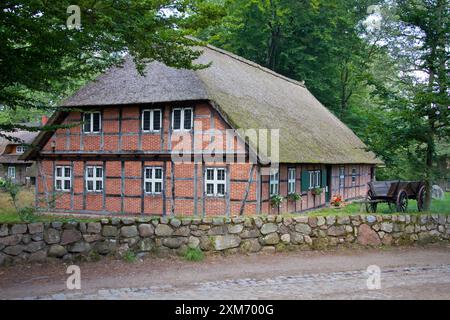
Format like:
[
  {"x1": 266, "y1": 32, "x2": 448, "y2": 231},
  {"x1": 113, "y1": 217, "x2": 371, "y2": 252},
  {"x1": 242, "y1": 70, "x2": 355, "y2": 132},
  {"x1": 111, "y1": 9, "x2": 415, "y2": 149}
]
[{"x1": 1, "y1": 245, "x2": 449, "y2": 300}]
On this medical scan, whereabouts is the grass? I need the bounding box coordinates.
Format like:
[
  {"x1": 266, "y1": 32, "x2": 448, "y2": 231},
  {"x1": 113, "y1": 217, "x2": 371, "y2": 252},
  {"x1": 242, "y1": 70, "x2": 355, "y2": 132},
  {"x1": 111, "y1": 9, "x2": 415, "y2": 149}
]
[
  {"x1": 309, "y1": 192, "x2": 450, "y2": 216},
  {"x1": 122, "y1": 249, "x2": 137, "y2": 263},
  {"x1": 0, "y1": 189, "x2": 99, "y2": 224},
  {"x1": 184, "y1": 247, "x2": 204, "y2": 261}
]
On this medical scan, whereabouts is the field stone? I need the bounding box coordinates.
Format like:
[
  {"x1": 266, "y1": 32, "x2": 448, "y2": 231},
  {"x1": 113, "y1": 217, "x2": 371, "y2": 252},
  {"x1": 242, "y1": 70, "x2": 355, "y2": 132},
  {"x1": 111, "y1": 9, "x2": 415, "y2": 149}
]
[
  {"x1": 308, "y1": 217, "x2": 318, "y2": 227},
  {"x1": 260, "y1": 223, "x2": 278, "y2": 235},
  {"x1": 60, "y1": 229, "x2": 82, "y2": 245},
  {"x1": 137, "y1": 238, "x2": 154, "y2": 252},
  {"x1": 240, "y1": 239, "x2": 261, "y2": 253},
  {"x1": 290, "y1": 232, "x2": 304, "y2": 245},
  {"x1": 27, "y1": 223, "x2": 44, "y2": 234},
  {"x1": 173, "y1": 226, "x2": 190, "y2": 237},
  {"x1": 262, "y1": 232, "x2": 280, "y2": 245},
  {"x1": 31, "y1": 233, "x2": 43, "y2": 241},
  {"x1": 228, "y1": 224, "x2": 244, "y2": 234},
  {"x1": 83, "y1": 234, "x2": 102, "y2": 242},
  {"x1": 213, "y1": 235, "x2": 241, "y2": 251},
  {"x1": 188, "y1": 236, "x2": 200, "y2": 249},
  {"x1": 357, "y1": 224, "x2": 381, "y2": 246},
  {"x1": 208, "y1": 226, "x2": 227, "y2": 236},
  {"x1": 22, "y1": 234, "x2": 31, "y2": 244},
  {"x1": 280, "y1": 233, "x2": 291, "y2": 244},
  {"x1": 68, "y1": 241, "x2": 91, "y2": 253},
  {"x1": 240, "y1": 228, "x2": 260, "y2": 239},
  {"x1": 253, "y1": 217, "x2": 263, "y2": 228},
  {"x1": 102, "y1": 225, "x2": 118, "y2": 237},
  {"x1": 51, "y1": 222, "x2": 63, "y2": 229},
  {"x1": 87, "y1": 222, "x2": 102, "y2": 234},
  {"x1": 170, "y1": 218, "x2": 181, "y2": 228},
  {"x1": 120, "y1": 226, "x2": 138, "y2": 238},
  {"x1": 3, "y1": 245, "x2": 24, "y2": 256},
  {"x1": 0, "y1": 224, "x2": 8, "y2": 236},
  {"x1": 380, "y1": 222, "x2": 393, "y2": 233},
  {"x1": 94, "y1": 240, "x2": 116, "y2": 255},
  {"x1": 121, "y1": 218, "x2": 135, "y2": 225},
  {"x1": 24, "y1": 241, "x2": 45, "y2": 253},
  {"x1": 155, "y1": 224, "x2": 173, "y2": 237},
  {"x1": 44, "y1": 229, "x2": 60, "y2": 244},
  {"x1": 295, "y1": 224, "x2": 312, "y2": 235},
  {"x1": 0, "y1": 234, "x2": 22, "y2": 246},
  {"x1": 29, "y1": 250, "x2": 47, "y2": 262},
  {"x1": 326, "y1": 216, "x2": 336, "y2": 225},
  {"x1": 163, "y1": 238, "x2": 184, "y2": 249},
  {"x1": 327, "y1": 226, "x2": 345, "y2": 236},
  {"x1": 138, "y1": 224, "x2": 154, "y2": 237},
  {"x1": 11, "y1": 224, "x2": 27, "y2": 234}
]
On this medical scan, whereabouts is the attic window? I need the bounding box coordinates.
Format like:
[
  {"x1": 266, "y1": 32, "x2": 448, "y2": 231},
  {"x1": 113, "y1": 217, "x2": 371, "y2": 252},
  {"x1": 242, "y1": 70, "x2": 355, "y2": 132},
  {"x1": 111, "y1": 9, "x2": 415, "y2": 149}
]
[
  {"x1": 83, "y1": 112, "x2": 101, "y2": 133},
  {"x1": 172, "y1": 107, "x2": 193, "y2": 131},
  {"x1": 16, "y1": 145, "x2": 27, "y2": 154}
]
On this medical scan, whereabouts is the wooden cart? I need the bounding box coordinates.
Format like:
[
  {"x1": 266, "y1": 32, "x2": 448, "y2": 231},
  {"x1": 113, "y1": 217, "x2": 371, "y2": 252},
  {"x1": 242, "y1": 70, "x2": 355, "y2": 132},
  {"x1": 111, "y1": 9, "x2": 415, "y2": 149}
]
[{"x1": 365, "y1": 180, "x2": 426, "y2": 213}]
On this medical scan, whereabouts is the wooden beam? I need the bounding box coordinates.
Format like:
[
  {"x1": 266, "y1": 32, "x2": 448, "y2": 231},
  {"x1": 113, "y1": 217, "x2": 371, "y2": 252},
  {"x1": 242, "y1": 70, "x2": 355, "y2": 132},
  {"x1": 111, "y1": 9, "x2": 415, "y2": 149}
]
[{"x1": 239, "y1": 164, "x2": 255, "y2": 216}]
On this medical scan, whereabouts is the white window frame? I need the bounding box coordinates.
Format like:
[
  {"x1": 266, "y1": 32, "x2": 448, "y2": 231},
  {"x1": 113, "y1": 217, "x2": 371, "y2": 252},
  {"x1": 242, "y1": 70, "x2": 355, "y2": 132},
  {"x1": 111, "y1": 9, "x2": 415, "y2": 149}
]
[
  {"x1": 7, "y1": 166, "x2": 15, "y2": 179},
  {"x1": 144, "y1": 167, "x2": 163, "y2": 195},
  {"x1": 16, "y1": 145, "x2": 26, "y2": 154},
  {"x1": 83, "y1": 111, "x2": 101, "y2": 133},
  {"x1": 205, "y1": 168, "x2": 226, "y2": 197},
  {"x1": 288, "y1": 168, "x2": 296, "y2": 194},
  {"x1": 55, "y1": 166, "x2": 71, "y2": 191},
  {"x1": 85, "y1": 166, "x2": 103, "y2": 192},
  {"x1": 142, "y1": 109, "x2": 162, "y2": 133},
  {"x1": 309, "y1": 170, "x2": 321, "y2": 189},
  {"x1": 269, "y1": 169, "x2": 279, "y2": 196},
  {"x1": 339, "y1": 166, "x2": 345, "y2": 188},
  {"x1": 172, "y1": 107, "x2": 193, "y2": 131}
]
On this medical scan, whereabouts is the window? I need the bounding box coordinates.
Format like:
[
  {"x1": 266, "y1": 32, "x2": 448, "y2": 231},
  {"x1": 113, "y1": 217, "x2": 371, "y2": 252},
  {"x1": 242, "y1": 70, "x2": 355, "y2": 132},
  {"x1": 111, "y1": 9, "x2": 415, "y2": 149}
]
[
  {"x1": 144, "y1": 167, "x2": 163, "y2": 194},
  {"x1": 85, "y1": 166, "x2": 103, "y2": 192},
  {"x1": 309, "y1": 170, "x2": 321, "y2": 189},
  {"x1": 351, "y1": 167, "x2": 357, "y2": 185},
  {"x1": 288, "y1": 168, "x2": 296, "y2": 194},
  {"x1": 269, "y1": 169, "x2": 279, "y2": 196},
  {"x1": 172, "y1": 108, "x2": 193, "y2": 131},
  {"x1": 205, "y1": 168, "x2": 226, "y2": 197},
  {"x1": 7, "y1": 166, "x2": 15, "y2": 179},
  {"x1": 55, "y1": 166, "x2": 71, "y2": 191},
  {"x1": 339, "y1": 166, "x2": 345, "y2": 188},
  {"x1": 142, "y1": 109, "x2": 162, "y2": 132},
  {"x1": 83, "y1": 112, "x2": 101, "y2": 133},
  {"x1": 16, "y1": 145, "x2": 27, "y2": 154}
]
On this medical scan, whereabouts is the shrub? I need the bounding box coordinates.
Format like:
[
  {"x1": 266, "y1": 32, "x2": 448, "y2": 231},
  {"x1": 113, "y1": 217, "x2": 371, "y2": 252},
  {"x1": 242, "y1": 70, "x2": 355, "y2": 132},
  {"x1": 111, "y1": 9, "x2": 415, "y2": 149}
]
[
  {"x1": 311, "y1": 187, "x2": 323, "y2": 196},
  {"x1": 184, "y1": 247, "x2": 204, "y2": 262},
  {"x1": 122, "y1": 249, "x2": 137, "y2": 263},
  {"x1": 287, "y1": 193, "x2": 301, "y2": 201},
  {"x1": 17, "y1": 207, "x2": 38, "y2": 223},
  {"x1": 270, "y1": 194, "x2": 284, "y2": 208}
]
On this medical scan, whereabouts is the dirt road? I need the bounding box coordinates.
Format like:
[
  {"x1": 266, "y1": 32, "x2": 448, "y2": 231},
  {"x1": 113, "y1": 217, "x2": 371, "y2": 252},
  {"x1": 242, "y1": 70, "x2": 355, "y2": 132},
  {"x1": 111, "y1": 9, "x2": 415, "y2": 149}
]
[{"x1": 1, "y1": 245, "x2": 449, "y2": 300}]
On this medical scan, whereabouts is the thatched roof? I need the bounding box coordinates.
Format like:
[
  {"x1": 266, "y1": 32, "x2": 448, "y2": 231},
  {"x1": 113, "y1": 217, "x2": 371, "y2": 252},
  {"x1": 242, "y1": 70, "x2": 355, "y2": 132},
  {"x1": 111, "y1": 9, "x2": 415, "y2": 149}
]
[
  {"x1": 0, "y1": 131, "x2": 38, "y2": 164},
  {"x1": 33, "y1": 45, "x2": 382, "y2": 164}
]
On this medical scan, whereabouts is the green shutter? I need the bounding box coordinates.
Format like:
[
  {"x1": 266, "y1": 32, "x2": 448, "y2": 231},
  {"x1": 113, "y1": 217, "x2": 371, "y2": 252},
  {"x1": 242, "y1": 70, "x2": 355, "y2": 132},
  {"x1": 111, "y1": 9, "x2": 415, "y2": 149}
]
[
  {"x1": 301, "y1": 170, "x2": 309, "y2": 192},
  {"x1": 321, "y1": 169, "x2": 327, "y2": 188}
]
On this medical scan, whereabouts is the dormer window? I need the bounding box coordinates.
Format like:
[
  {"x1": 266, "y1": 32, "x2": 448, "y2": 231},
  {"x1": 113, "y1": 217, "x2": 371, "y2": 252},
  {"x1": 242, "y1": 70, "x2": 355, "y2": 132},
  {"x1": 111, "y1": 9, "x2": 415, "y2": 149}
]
[
  {"x1": 172, "y1": 107, "x2": 193, "y2": 131},
  {"x1": 83, "y1": 112, "x2": 101, "y2": 133},
  {"x1": 16, "y1": 145, "x2": 27, "y2": 154}
]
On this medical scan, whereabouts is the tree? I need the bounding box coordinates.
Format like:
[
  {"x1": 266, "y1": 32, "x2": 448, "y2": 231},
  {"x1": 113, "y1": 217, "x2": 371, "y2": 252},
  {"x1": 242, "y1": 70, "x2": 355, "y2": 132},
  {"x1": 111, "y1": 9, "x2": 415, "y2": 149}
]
[
  {"x1": 0, "y1": 0, "x2": 224, "y2": 137},
  {"x1": 378, "y1": 0, "x2": 449, "y2": 210}
]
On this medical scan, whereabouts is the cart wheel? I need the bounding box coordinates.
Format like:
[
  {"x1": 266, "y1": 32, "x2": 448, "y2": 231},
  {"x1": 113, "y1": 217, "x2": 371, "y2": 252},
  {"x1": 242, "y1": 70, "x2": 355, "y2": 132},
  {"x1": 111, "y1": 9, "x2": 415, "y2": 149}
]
[
  {"x1": 396, "y1": 189, "x2": 408, "y2": 212},
  {"x1": 417, "y1": 186, "x2": 426, "y2": 212},
  {"x1": 365, "y1": 190, "x2": 377, "y2": 213}
]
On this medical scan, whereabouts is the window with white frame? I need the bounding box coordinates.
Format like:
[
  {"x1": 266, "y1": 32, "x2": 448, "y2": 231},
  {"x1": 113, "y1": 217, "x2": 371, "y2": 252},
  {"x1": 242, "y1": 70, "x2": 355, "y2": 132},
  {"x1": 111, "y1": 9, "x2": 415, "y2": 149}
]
[
  {"x1": 7, "y1": 166, "x2": 15, "y2": 179},
  {"x1": 172, "y1": 107, "x2": 193, "y2": 131},
  {"x1": 55, "y1": 166, "x2": 71, "y2": 191},
  {"x1": 288, "y1": 168, "x2": 296, "y2": 194},
  {"x1": 351, "y1": 167, "x2": 357, "y2": 185},
  {"x1": 85, "y1": 166, "x2": 103, "y2": 192},
  {"x1": 16, "y1": 145, "x2": 27, "y2": 154},
  {"x1": 144, "y1": 167, "x2": 163, "y2": 194},
  {"x1": 142, "y1": 109, "x2": 162, "y2": 132},
  {"x1": 309, "y1": 170, "x2": 321, "y2": 189},
  {"x1": 205, "y1": 168, "x2": 226, "y2": 197},
  {"x1": 339, "y1": 166, "x2": 345, "y2": 188},
  {"x1": 83, "y1": 112, "x2": 101, "y2": 133},
  {"x1": 269, "y1": 169, "x2": 279, "y2": 196}
]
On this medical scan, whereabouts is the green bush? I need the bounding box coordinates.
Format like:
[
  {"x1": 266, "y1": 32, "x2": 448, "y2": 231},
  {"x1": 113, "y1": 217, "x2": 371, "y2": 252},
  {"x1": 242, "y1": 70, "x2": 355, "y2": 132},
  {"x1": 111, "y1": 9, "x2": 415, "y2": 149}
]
[
  {"x1": 184, "y1": 247, "x2": 204, "y2": 262},
  {"x1": 287, "y1": 193, "x2": 301, "y2": 201},
  {"x1": 17, "y1": 207, "x2": 38, "y2": 223},
  {"x1": 270, "y1": 194, "x2": 284, "y2": 208},
  {"x1": 122, "y1": 249, "x2": 137, "y2": 263}
]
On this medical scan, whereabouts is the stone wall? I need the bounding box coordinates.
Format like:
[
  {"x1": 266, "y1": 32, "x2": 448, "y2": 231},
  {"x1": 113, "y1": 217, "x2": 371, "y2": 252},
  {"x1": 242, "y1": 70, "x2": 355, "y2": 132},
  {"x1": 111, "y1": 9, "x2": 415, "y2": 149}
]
[{"x1": 1, "y1": 213, "x2": 449, "y2": 266}]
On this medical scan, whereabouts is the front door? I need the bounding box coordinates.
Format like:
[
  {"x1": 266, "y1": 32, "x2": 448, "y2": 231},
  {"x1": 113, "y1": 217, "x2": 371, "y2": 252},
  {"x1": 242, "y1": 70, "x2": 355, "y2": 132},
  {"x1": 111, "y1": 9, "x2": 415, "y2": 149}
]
[{"x1": 325, "y1": 165, "x2": 332, "y2": 203}]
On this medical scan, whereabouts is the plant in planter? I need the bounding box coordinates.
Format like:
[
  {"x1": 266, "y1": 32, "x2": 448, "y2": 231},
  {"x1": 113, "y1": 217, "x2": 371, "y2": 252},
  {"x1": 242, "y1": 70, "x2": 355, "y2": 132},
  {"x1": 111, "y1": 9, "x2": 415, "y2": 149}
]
[
  {"x1": 331, "y1": 194, "x2": 342, "y2": 207},
  {"x1": 311, "y1": 187, "x2": 323, "y2": 196},
  {"x1": 287, "y1": 193, "x2": 302, "y2": 202},
  {"x1": 270, "y1": 194, "x2": 284, "y2": 208}
]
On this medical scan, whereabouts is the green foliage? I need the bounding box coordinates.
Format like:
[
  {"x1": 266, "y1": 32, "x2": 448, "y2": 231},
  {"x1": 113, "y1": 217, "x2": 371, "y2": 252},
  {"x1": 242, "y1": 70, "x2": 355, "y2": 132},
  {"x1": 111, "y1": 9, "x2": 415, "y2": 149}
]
[
  {"x1": 17, "y1": 206, "x2": 37, "y2": 223},
  {"x1": 287, "y1": 193, "x2": 301, "y2": 201},
  {"x1": 1, "y1": 0, "x2": 225, "y2": 134},
  {"x1": 311, "y1": 188, "x2": 322, "y2": 196},
  {"x1": 0, "y1": 178, "x2": 20, "y2": 210},
  {"x1": 122, "y1": 250, "x2": 137, "y2": 263},
  {"x1": 184, "y1": 247, "x2": 204, "y2": 261},
  {"x1": 270, "y1": 194, "x2": 283, "y2": 208}
]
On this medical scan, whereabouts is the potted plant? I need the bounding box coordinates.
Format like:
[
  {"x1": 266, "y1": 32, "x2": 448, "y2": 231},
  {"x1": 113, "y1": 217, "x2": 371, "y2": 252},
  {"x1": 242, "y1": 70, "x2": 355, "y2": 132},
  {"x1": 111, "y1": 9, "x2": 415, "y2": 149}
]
[
  {"x1": 270, "y1": 194, "x2": 284, "y2": 208},
  {"x1": 331, "y1": 194, "x2": 342, "y2": 208},
  {"x1": 311, "y1": 187, "x2": 322, "y2": 196},
  {"x1": 287, "y1": 193, "x2": 302, "y2": 202}
]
